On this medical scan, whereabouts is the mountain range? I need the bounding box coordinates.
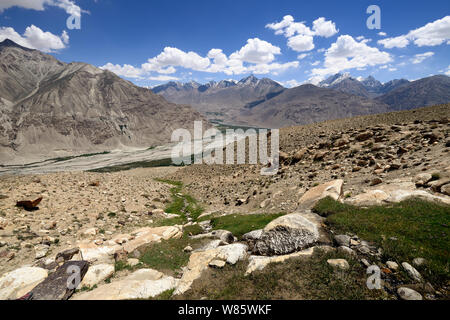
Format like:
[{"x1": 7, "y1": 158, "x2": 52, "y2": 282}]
[
  {"x1": 153, "y1": 72, "x2": 450, "y2": 128},
  {"x1": 0, "y1": 39, "x2": 207, "y2": 164}
]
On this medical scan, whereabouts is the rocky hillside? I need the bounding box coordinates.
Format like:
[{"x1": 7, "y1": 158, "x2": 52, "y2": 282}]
[
  {"x1": 0, "y1": 104, "x2": 448, "y2": 301},
  {"x1": 0, "y1": 39, "x2": 207, "y2": 164},
  {"x1": 235, "y1": 84, "x2": 391, "y2": 128}
]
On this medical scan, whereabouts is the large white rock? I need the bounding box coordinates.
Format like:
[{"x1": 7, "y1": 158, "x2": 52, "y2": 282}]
[
  {"x1": 73, "y1": 276, "x2": 178, "y2": 300},
  {"x1": 80, "y1": 264, "x2": 115, "y2": 288},
  {"x1": 298, "y1": 179, "x2": 344, "y2": 208},
  {"x1": 246, "y1": 247, "x2": 315, "y2": 274},
  {"x1": 0, "y1": 267, "x2": 48, "y2": 300},
  {"x1": 402, "y1": 262, "x2": 422, "y2": 282},
  {"x1": 397, "y1": 287, "x2": 422, "y2": 300},
  {"x1": 253, "y1": 213, "x2": 319, "y2": 256}
]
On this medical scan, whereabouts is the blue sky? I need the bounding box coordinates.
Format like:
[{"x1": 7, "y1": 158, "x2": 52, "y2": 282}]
[{"x1": 0, "y1": 0, "x2": 449, "y2": 87}]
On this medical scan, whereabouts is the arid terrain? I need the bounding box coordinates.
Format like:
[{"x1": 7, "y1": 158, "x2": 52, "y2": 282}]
[{"x1": 0, "y1": 104, "x2": 449, "y2": 300}]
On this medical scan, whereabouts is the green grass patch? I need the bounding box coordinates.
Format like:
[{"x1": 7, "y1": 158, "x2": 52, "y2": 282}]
[
  {"x1": 88, "y1": 158, "x2": 183, "y2": 173},
  {"x1": 139, "y1": 229, "x2": 204, "y2": 273},
  {"x1": 313, "y1": 197, "x2": 450, "y2": 287},
  {"x1": 176, "y1": 249, "x2": 387, "y2": 300},
  {"x1": 210, "y1": 212, "x2": 285, "y2": 239},
  {"x1": 51, "y1": 151, "x2": 110, "y2": 163}
]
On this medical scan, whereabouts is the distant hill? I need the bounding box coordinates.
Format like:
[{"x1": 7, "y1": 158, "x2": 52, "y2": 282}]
[
  {"x1": 235, "y1": 84, "x2": 391, "y2": 128},
  {"x1": 0, "y1": 39, "x2": 207, "y2": 164},
  {"x1": 375, "y1": 75, "x2": 450, "y2": 110}
]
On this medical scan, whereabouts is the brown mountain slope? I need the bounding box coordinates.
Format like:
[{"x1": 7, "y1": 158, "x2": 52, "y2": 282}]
[
  {"x1": 235, "y1": 84, "x2": 391, "y2": 128},
  {"x1": 376, "y1": 75, "x2": 450, "y2": 110},
  {"x1": 0, "y1": 39, "x2": 207, "y2": 164}
]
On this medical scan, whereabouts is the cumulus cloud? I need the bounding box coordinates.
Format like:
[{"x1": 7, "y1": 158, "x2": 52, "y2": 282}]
[
  {"x1": 0, "y1": 0, "x2": 86, "y2": 17},
  {"x1": 378, "y1": 16, "x2": 450, "y2": 48},
  {"x1": 100, "y1": 63, "x2": 144, "y2": 79},
  {"x1": 0, "y1": 25, "x2": 68, "y2": 52},
  {"x1": 266, "y1": 15, "x2": 338, "y2": 53},
  {"x1": 310, "y1": 35, "x2": 392, "y2": 83},
  {"x1": 283, "y1": 79, "x2": 302, "y2": 88},
  {"x1": 148, "y1": 75, "x2": 180, "y2": 81},
  {"x1": 411, "y1": 52, "x2": 435, "y2": 64},
  {"x1": 229, "y1": 38, "x2": 281, "y2": 64},
  {"x1": 102, "y1": 38, "x2": 298, "y2": 80}
]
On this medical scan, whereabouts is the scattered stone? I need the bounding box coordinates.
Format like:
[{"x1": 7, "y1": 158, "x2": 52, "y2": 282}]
[
  {"x1": 361, "y1": 258, "x2": 370, "y2": 267},
  {"x1": 80, "y1": 264, "x2": 114, "y2": 288},
  {"x1": 0, "y1": 267, "x2": 48, "y2": 300},
  {"x1": 334, "y1": 234, "x2": 350, "y2": 247},
  {"x1": 412, "y1": 257, "x2": 426, "y2": 267},
  {"x1": 16, "y1": 197, "x2": 43, "y2": 211},
  {"x1": 127, "y1": 258, "x2": 140, "y2": 267},
  {"x1": 55, "y1": 247, "x2": 79, "y2": 263},
  {"x1": 298, "y1": 179, "x2": 343, "y2": 208},
  {"x1": 183, "y1": 245, "x2": 193, "y2": 253},
  {"x1": 0, "y1": 217, "x2": 7, "y2": 230},
  {"x1": 209, "y1": 259, "x2": 226, "y2": 269},
  {"x1": 369, "y1": 178, "x2": 383, "y2": 186},
  {"x1": 402, "y1": 262, "x2": 423, "y2": 282},
  {"x1": 337, "y1": 246, "x2": 356, "y2": 256},
  {"x1": 414, "y1": 173, "x2": 432, "y2": 186},
  {"x1": 327, "y1": 259, "x2": 350, "y2": 270},
  {"x1": 397, "y1": 287, "x2": 422, "y2": 300},
  {"x1": 386, "y1": 261, "x2": 398, "y2": 270},
  {"x1": 34, "y1": 244, "x2": 50, "y2": 259},
  {"x1": 30, "y1": 261, "x2": 89, "y2": 300}
]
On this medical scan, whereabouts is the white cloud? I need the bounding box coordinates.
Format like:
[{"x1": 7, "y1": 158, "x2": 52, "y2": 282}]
[
  {"x1": 311, "y1": 60, "x2": 320, "y2": 66},
  {"x1": 283, "y1": 79, "x2": 302, "y2": 88},
  {"x1": 0, "y1": 0, "x2": 85, "y2": 17},
  {"x1": 310, "y1": 35, "x2": 392, "y2": 82},
  {"x1": 0, "y1": 25, "x2": 68, "y2": 52},
  {"x1": 148, "y1": 75, "x2": 180, "y2": 81},
  {"x1": 378, "y1": 35, "x2": 409, "y2": 48},
  {"x1": 230, "y1": 38, "x2": 281, "y2": 64},
  {"x1": 411, "y1": 51, "x2": 435, "y2": 64},
  {"x1": 312, "y1": 17, "x2": 338, "y2": 38},
  {"x1": 287, "y1": 34, "x2": 314, "y2": 52},
  {"x1": 267, "y1": 15, "x2": 338, "y2": 52},
  {"x1": 297, "y1": 53, "x2": 309, "y2": 59},
  {"x1": 100, "y1": 63, "x2": 144, "y2": 79},
  {"x1": 388, "y1": 68, "x2": 397, "y2": 72},
  {"x1": 143, "y1": 47, "x2": 211, "y2": 72},
  {"x1": 443, "y1": 65, "x2": 450, "y2": 76},
  {"x1": 102, "y1": 38, "x2": 298, "y2": 80},
  {"x1": 378, "y1": 32, "x2": 387, "y2": 37},
  {"x1": 378, "y1": 16, "x2": 450, "y2": 48}
]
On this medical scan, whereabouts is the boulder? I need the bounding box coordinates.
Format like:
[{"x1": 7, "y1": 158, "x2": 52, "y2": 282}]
[
  {"x1": 334, "y1": 234, "x2": 350, "y2": 247},
  {"x1": 0, "y1": 267, "x2": 48, "y2": 300},
  {"x1": 246, "y1": 247, "x2": 315, "y2": 274},
  {"x1": 209, "y1": 259, "x2": 226, "y2": 269},
  {"x1": 397, "y1": 287, "x2": 422, "y2": 300},
  {"x1": 123, "y1": 225, "x2": 183, "y2": 253},
  {"x1": 80, "y1": 264, "x2": 114, "y2": 288},
  {"x1": 253, "y1": 213, "x2": 319, "y2": 256},
  {"x1": 73, "y1": 276, "x2": 178, "y2": 300},
  {"x1": 402, "y1": 262, "x2": 422, "y2": 282},
  {"x1": 30, "y1": 261, "x2": 89, "y2": 300},
  {"x1": 414, "y1": 173, "x2": 432, "y2": 186},
  {"x1": 298, "y1": 179, "x2": 343, "y2": 208},
  {"x1": 386, "y1": 261, "x2": 399, "y2": 270},
  {"x1": 78, "y1": 241, "x2": 121, "y2": 264}
]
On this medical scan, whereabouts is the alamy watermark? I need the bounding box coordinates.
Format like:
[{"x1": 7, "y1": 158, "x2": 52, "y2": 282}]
[
  {"x1": 366, "y1": 5, "x2": 381, "y2": 30},
  {"x1": 171, "y1": 121, "x2": 280, "y2": 175}
]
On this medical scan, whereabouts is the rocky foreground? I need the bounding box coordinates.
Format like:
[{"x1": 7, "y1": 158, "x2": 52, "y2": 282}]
[{"x1": 0, "y1": 104, "x2": 449, "y2": 300}]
